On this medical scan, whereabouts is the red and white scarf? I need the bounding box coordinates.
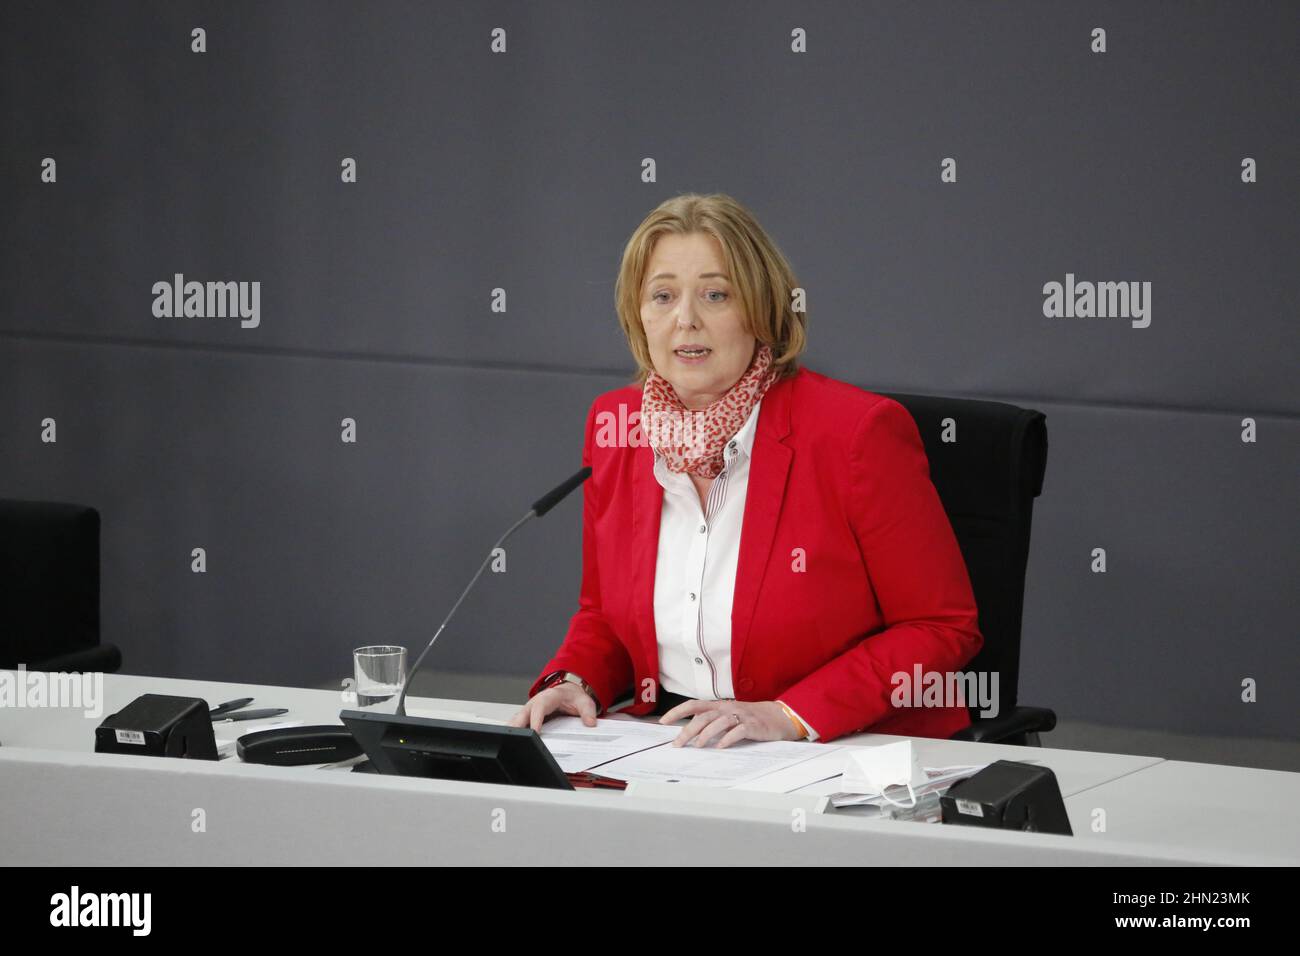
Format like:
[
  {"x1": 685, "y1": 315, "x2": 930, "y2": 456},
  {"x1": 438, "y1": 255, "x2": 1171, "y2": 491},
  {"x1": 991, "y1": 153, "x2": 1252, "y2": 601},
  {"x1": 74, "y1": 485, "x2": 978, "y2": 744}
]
[{"x1": 641, "y1": 344, "x2": 780, "y2": 478}]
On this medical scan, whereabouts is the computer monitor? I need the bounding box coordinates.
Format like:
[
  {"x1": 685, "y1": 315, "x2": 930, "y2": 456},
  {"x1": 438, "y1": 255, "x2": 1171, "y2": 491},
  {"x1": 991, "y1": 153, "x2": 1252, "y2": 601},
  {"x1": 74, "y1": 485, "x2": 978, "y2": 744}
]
[{"x1": 340, "y1": 709, "x2": 574, "y2": 790}]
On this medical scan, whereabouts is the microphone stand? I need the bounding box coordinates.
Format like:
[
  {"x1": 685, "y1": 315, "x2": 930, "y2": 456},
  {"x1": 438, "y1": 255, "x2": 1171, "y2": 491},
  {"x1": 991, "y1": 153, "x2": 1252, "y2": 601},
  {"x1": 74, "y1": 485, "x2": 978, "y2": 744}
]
[
  {"x1": 392, "y1": 465, "x2": 591, "y2": 717},
  {"x1": 393, "y1": 511, "x2": 534, "y2": 717}
]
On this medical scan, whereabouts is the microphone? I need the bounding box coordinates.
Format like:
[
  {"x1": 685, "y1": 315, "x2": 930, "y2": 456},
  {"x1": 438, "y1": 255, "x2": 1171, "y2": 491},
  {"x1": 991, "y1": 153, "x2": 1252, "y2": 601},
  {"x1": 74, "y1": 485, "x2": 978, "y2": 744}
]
[
  {"x1": 531, "y1": 467, "x2": 592, "y2": 517},
  {"x1": 393, "y1": 466, "x2": 592, "y2": 717}
]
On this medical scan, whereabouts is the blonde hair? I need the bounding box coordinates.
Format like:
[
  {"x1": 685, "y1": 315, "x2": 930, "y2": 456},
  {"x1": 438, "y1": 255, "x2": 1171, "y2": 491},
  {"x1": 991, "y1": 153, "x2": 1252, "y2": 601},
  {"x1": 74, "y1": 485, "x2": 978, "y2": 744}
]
[{"x1": 614, "y1": 193, "x2": 808, "y2": 384}]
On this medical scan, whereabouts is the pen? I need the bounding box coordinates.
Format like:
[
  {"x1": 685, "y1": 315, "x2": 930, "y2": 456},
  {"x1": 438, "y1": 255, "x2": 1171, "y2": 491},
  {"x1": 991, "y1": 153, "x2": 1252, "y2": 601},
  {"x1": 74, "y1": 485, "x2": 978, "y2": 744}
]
[
  {"x1": 566, "y1": 771, "x2": 628, "y2": 790},
  {"x1": 212, "y1": 708, "x2": 289, "y2": 723},
  {"x1": 208, "y1": 697, "x2": 254, "y2": 719}
]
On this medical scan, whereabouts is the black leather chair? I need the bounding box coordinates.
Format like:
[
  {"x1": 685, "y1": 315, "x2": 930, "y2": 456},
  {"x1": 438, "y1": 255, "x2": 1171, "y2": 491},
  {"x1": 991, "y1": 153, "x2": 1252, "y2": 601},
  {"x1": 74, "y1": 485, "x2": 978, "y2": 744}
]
[
  {"x1": 881, "y1": 392, "x2": 1055, "y2": 746},
  {"x1": 0, "y1": 498, "x2": 122, "y2": 673}
]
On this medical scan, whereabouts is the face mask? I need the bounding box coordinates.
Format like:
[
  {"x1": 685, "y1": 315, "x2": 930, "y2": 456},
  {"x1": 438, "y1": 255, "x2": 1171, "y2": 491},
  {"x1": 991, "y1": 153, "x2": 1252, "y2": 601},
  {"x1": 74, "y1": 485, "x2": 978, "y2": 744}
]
[{"x1": 841, "y1": 740, "x2": 923, "y2": 808}]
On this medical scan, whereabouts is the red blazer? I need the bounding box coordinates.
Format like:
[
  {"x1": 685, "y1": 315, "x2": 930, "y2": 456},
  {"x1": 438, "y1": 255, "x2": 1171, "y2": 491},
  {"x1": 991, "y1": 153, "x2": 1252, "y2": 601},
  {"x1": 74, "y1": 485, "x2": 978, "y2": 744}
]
[{"x1": 529, "y1": 367, "x2": 983, "y2": 742}]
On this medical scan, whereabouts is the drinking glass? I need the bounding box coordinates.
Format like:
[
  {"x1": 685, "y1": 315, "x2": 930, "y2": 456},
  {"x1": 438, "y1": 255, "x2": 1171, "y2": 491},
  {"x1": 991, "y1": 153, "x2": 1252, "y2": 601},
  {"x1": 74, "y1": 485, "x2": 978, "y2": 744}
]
[{"x1": 353, "y1": 645, "x2": 407, "y2": 708}]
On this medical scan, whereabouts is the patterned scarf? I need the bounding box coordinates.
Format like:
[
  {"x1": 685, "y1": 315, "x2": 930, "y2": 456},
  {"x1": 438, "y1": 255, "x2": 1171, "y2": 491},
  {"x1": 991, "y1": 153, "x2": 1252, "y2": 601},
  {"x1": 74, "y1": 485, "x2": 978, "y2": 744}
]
[{"x1": 641, "y1": 344, "x2": 780, "y2": 478}]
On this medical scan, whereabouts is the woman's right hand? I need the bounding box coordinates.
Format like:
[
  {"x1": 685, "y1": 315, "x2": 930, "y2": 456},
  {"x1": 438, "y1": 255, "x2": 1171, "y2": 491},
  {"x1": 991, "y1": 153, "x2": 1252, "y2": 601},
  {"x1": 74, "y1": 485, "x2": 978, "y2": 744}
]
[{"x1": 507, "y1": 682, "x2": 599, "y2": 733}]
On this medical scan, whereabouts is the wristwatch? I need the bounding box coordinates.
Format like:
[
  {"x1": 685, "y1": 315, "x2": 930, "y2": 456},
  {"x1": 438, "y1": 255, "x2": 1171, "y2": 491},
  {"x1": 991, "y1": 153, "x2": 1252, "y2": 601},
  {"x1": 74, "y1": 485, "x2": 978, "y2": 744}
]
[{"x1": 538, "y1": 670, "x2": 601, "y2": 712}]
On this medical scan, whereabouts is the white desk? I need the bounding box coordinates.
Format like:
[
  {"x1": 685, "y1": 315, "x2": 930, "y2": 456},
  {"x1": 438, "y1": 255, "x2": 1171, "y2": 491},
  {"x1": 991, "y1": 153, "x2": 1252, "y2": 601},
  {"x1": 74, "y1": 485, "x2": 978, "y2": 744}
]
[
  {"x1": 1062, "y1": 760, "x2": 1300, "y2": 863},
  {"x1": 1, "y1": 671, "x2": 1294, "y2": 865}
]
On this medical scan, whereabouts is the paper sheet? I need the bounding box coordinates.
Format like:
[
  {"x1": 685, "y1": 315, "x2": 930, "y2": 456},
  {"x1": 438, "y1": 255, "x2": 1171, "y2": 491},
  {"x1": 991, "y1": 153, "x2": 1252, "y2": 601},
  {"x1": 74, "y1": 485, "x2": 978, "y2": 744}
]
[
  {"x1": 591, "y1": 738, "x2": 831, "y2": 788},
  {"x1": 732, "y1": 747, "x2": 847, "y2": 793},
  {"x1": 829, "y1": 764, "x2": 987, "y2": 807},
  {"x1": 538, "y1": 716, "x2": 681, "y2": 773}
]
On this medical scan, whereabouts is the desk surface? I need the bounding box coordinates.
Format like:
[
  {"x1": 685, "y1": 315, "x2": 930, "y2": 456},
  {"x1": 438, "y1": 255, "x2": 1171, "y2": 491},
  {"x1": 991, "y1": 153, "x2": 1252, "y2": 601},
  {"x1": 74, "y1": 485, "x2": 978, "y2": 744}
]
[
  {"x1": 0, "y1": 671, "x2": 1161, "y2": 797},
  {"x1": 1, "y1": 670, "x2": 1296, "y2": 865},
  {"x1": 1063, "y1": 759, "x2": 1300, "y2": 861}
]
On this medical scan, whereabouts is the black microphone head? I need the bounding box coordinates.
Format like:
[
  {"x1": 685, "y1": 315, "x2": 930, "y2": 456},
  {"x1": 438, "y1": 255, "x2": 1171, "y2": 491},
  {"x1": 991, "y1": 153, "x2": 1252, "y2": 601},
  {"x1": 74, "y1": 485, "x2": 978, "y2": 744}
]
[{"x1": 531, "y1": 466, "x2": 592, "y2": 517}]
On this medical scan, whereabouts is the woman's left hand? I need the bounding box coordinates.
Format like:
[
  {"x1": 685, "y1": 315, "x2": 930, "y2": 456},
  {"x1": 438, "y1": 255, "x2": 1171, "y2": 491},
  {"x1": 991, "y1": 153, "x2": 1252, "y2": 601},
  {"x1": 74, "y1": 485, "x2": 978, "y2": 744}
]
[{"x1": 658, "y1": 698, "x2": 801, "y2": 748}]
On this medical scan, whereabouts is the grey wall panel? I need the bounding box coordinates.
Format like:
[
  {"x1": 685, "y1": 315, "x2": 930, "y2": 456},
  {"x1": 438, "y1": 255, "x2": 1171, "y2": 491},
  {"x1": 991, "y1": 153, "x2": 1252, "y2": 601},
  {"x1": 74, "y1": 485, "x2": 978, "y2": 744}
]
[
  {"x1": 1016, "y1": 401, "x2": 1298, "y2": 739},
  {"x1": 2, "y1": 1, "x2": 1295, "y2": 410},
  {"x1": 0, "y1": 337, "x2": 629, "y2": 689}
]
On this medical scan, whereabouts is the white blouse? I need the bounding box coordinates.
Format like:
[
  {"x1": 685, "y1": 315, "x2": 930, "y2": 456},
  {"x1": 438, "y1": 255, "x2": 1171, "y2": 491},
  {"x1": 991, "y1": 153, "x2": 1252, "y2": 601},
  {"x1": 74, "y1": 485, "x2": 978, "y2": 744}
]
[{"x1": 651, "y1": 400, "x2": 820, "y2": 740}]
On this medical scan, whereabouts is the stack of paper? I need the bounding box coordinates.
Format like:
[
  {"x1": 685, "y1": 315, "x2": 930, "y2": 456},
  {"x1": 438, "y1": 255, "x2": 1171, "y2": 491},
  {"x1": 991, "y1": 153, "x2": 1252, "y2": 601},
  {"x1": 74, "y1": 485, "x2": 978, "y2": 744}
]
[{"x1": 829, "y1": 764, "x2": 985, "y2": 809}]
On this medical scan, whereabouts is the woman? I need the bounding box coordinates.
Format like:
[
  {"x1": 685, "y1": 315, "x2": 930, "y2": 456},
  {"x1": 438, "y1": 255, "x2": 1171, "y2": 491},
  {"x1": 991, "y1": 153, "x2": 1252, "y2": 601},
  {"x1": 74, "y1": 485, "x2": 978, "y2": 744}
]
[{"x1": 507, "y1": 193, "x2": 982, "y2": 746}]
